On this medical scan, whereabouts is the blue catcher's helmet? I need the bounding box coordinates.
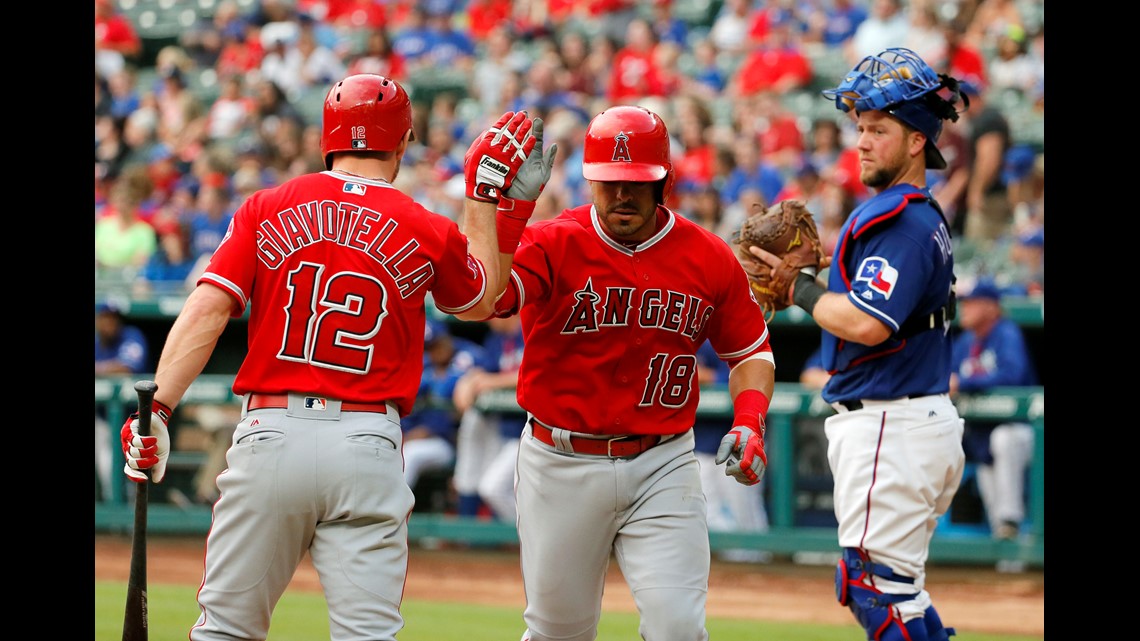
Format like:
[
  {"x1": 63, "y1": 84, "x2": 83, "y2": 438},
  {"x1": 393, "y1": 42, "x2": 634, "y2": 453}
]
[{"x1": 822, "y1": 47, "x2": 964, "y2": 169}]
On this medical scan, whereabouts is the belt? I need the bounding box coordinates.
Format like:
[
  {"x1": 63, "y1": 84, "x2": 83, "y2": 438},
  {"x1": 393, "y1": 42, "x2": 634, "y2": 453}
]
[
  {"x1": 834, "y1": 395, "x2": 918, "y2": 412},
  {"x1": 246, "y1": 393, "x2": 393, "y2": 414},
  {"x1": 529, "y1": 420, "x2": 662, "y2": 458}
]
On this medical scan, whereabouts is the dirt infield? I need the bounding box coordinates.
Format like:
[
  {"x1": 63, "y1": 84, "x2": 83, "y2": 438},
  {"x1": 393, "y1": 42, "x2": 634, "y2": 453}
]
[{"x1": 94, "y1": 534, "x2": 1043, "y2": 637}]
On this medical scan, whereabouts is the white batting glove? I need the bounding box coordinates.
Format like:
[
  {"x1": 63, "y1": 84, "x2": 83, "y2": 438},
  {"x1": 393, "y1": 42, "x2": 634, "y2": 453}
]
[
  {"x1": 464, "y1": 111, "x2": 536, "y2": 203},
  {"x1": 120, "y1": 401, "x2": 173, "y2": 484},
  {"x1": 714, "y1": 426, "x2": 767, "y2": 486}
]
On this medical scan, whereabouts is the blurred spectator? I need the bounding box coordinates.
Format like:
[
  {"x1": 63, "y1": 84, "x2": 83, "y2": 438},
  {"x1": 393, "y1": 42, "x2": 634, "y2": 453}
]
[
  {"x1": 470, "y1": 25, "x2": 528, "y2": 115},
  {"x1": 708, "y1": 0, "x2": 755, "y2": 56},
  {"x1": 511, "y1": 54, "x2": 584, "y2": 121},
  {"x1": 451, "y1": 315, "x2": 526, "y2": 522},
  {"x1": 942, "y1": 85, "x2": 1014, "y2": 247},
  {"x1": 673, "y1": 96, "x2": 717, "y2": 192},
  {"x1": 605, "y1": 17, "x2": 669, "y2": 102},
  {"x1": 809, "y1": 0, "x2": 868, "y2": 47},
  {"x1": 392, "y1": 5, "x2": 433, "y2": 69},
  {"x1": 987, "y1": 26, "x2": 1040, "y2": 96},
  {"x1": 214, "y1": 19, "x2": 266, "y2": 81},
  {"x1": 965, "y1": 0, "x2": 1025, "y2": 52},
  {"x1": 250, "y1": 78, "x2": 308, "y2": 155},
  {"x1": 845, "y1": 0, "x2": 909, "y2": 64},
  {"x1": 154, "y1": 65, "x2": 207, "y2": 163},
  {"x1": 720, "y1": 135, "x2": 785, "y2": 209},
  {"x1": 180, "y1": 0, "x2": 250, "y2": 70},
  {"x1": 185, "y1": 174, "x2": 236, "y2": 265},
  {"x1": 325, "y1": 0, "x2": 391, "y2": 32},
  {"x1": 94, "y1": 0, "x2": 141, "y2": 78},
  {"x1": 805, "y1": 118, "x2": 842, "y2": 173},
  {"x1": 402, "y1": 320, "x2": 486, "y2": 500},
  {"x1": 751, "y1": 91, "x2": 806, "y2": 172},
  {"x1": 936, "y1": 18, "x2": 988, "y2": 90},
  {"x1": 95, "y1": 166, "x2": 158, "y2": 280},
  {"x1": 682, "y1": 183, "x2": 738, "y2": 244},
  {"x1": 649, "y1": 0, "x2": 688, "y2": 47},
  {"x1": 95, "y1": 114, "x2": 131, "y2": 187},
  {"x1": 345, "y1": 28, "x2": 406, "y2": 79},
  {"x1": 726, "y1": 18, "x2": 813, "y2": 98},
  {"x1": 94, "y1": 301, "x2": 151, "y2": 500},
  {"x1": 902, "y1": 3, "x2": 946, "y2": 64},
  {"x1": 138, "y1": 209, "x2": 195, "y2": 294},
  {"x1": 774, "y1": 162, "x2": 827, "y2": 219},
  {"x1": 466, "y1": 0, "x2": 514, "y2": 40},
  {"x1": 693, "y1": 340, "x2": 771, "y2": 563},
  {"x1": 684, "y1": 39, "x2": 727, "y2": 99},
  {"x1": 557, "y1": 29, "x2": 602, "y2": 100},
  {"x1": 260, "y1": 16, "x2": 346, "y2": 101},
  {"x1": 205, "y1": 74, "x2": 257, "y2": 144},
  {"x1": 106, "y1": 68, "x2": 143, "y2": 122},
  {"x1": 422, "y1": 6, "x2": 477, "y2": 73},
  {"x1": 949, "y1": 278, "x2": 1038, "y2": 541}
]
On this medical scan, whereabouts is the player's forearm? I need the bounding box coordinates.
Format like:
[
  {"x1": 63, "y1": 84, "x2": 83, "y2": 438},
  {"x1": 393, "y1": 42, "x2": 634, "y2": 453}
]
[
  {"x1": 727, "y1": 358, "x2": 775, "y2": 407},
  {"x1": 456, "y1": 198, "x2": 503, "y2": 321},
  {"x1": 153, "y1": 285, "x2": 233, "y2": 409},
  {"x1": 810, "y1": 293, "x2": 891, "y2": 346}
]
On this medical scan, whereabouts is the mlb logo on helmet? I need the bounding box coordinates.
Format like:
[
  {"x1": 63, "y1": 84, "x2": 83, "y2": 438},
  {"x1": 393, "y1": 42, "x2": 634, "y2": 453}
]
[{"x1": 352, "y1": 139, "x2": 367, "y2": 149}]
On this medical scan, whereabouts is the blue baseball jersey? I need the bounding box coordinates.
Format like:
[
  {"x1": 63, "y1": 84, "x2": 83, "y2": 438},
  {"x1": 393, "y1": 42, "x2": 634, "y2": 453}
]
[
  {"x1": 821, "y1": 184, "x2": 955, "y2": 403},
  {"x1": 950, "y1": 317, "x2": 1037, "y2": 391},
  {"x1": 94, "y1": 324, "x2": 150, "y2": 374},
  {"x1": 478, "y1": 325, "x2": 528, "y2": 438},
  {"x1": 405, "y1": 337, "x2": 486, "y2": 441}
]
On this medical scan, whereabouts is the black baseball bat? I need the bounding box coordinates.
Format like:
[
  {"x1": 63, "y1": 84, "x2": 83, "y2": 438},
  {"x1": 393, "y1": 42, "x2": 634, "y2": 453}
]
[{"x1": 122, "y1": 380, "x2": 158, "y2": 641}]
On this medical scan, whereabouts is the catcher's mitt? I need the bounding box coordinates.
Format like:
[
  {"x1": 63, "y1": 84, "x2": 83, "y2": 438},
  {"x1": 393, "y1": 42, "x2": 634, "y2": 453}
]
[{"x1": 733, "y1": 199, "x2": 825, "y2": 320}]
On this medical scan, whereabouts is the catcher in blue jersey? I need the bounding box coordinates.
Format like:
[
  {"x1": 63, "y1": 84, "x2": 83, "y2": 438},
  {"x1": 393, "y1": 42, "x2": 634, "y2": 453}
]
[{"x1": 745, "y1": 47, "x2": 971, "y2": 641}]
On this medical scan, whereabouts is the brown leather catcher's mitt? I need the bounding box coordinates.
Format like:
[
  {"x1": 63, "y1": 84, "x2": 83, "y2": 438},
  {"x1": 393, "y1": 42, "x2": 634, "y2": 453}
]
[{"x1": 733, "y1": 200, "x2": 825, "y2": 320}]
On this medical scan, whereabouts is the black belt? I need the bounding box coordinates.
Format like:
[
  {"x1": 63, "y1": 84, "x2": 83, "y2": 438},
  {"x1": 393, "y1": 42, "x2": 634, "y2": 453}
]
[{"x1": 836, "y1": 395, "x2": 917, "y2": 412}]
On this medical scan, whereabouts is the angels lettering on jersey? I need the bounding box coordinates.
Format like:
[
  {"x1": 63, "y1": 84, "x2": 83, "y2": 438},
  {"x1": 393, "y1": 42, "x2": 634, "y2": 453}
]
[{"x1": 560, "y1": 277, "x2": 713, "y2": 339}]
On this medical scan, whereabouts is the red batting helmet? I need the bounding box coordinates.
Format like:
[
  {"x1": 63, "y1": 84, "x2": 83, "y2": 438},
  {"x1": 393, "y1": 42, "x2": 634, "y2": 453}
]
[
  {"x1": 582, "y1": 106, "x2": 674, "y2": 203},
  {"x1": 321, "y1": 74, "x2": 414, "y2": 170}
]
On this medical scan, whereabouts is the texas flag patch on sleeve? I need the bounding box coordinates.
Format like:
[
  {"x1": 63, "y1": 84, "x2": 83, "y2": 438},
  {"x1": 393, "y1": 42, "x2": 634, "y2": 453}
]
[{"x1": 856, "y1": 257, "x2": 898, "y2": 299}]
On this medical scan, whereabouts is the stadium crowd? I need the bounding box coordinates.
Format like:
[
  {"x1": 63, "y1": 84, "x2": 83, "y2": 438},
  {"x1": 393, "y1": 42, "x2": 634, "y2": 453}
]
[{"x1": 96, "y1": 0, "x2": 1044, "y2": 518}]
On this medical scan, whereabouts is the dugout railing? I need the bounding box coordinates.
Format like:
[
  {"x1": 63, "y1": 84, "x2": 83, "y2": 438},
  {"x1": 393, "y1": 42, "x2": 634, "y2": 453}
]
[{"x1": 94, "y1": 377, "x2": 1044, "y2": 568}]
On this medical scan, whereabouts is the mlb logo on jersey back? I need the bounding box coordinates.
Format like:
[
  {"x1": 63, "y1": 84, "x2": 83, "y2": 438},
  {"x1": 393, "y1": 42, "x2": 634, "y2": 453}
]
[
  {"x1": 304, "y1": 397, "x2": 328, "y2": 411},
  {"x1": 343, "y1": 182, "x2": 367, "y2": 195},
  {"x1": 856, "y1": 257, "x2": 898, "y2": 299}
]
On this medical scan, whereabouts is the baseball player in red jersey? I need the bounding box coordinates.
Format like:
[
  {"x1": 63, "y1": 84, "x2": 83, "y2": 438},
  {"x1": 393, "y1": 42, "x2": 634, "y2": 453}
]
[
  {"x1": 491, "y1": 106, "x2": 776, "y2": 641},
  {"x1": 118, "y1": 74, "x2": 555, "y2": 640}
]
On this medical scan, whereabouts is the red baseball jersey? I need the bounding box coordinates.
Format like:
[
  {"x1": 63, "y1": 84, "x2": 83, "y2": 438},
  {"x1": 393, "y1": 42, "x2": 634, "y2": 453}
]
[
  {"x1": 505, "y1": 204, "x2": 772, "y2": 435},
  {"x1": 200, "y1": 172, "x2": 488, "y2": 415}
]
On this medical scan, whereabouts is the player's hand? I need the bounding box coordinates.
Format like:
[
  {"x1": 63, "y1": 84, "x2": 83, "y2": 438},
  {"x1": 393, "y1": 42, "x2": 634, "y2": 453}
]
[
  {"x1": 121, "y1": 403, "x2": 172, "y2": 484},
  {"x1": 464, "y1": 111, "x2": 536, "y2": 203},
  {"x1": 715, "y1": 426, "x2": 767, "y2": 486},
  {"x1": 504, "y1": 117, "x2": 558, "y2": 203}
]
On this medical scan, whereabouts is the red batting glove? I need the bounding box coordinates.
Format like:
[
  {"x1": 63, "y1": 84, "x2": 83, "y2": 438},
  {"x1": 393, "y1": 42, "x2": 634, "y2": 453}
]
[
  {"x1": 464, "y1": 111, "x2": 536, "y2": 203},
  {"x1": 121, "y1": 400, "x2": 173, "y2": 484},
  {"x1": 714, "y1": 426, "x2": 768, "y2": 486}
]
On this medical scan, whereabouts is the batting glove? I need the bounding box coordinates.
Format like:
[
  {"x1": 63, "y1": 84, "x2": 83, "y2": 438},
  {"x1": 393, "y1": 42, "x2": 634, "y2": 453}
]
[
  {"x1": 496, "y1": 117, "x2": 559, "y2": 252},
  {"x1": 121, "y1": 401, "x2": 173, "y2": 484},
  {"x1": 714, "y1": 426, "x2": 767, "y2": 486},
  {"x1": 464, "y1": 111, "x2": 536, "y2": 203}
]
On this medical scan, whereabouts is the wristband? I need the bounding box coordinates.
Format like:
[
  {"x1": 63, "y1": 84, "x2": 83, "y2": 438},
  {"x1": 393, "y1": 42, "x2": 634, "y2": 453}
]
[
  {"x1": 496, "y1": 196, "x2": 535, "y2": 253},
  {"x1": 793, "y1": 271, "x2": 826, "y2": 315},
  {"x1": 732, "y1": 389, "x2": 769, "y2": 433},
  {"x1": 153, "y1": 400, "x2": 174, "y2": 424}
]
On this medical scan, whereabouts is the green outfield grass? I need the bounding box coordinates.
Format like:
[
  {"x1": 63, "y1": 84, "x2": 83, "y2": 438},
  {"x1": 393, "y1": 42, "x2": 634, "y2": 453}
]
[{"x1": 95, "y1": 581, "x2": 1043, "y2": 641}]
